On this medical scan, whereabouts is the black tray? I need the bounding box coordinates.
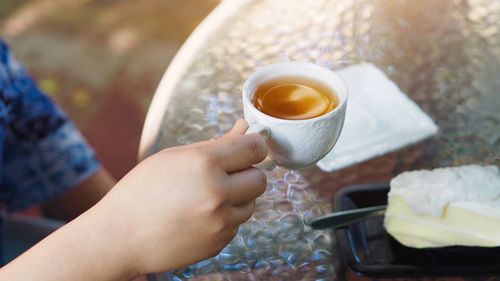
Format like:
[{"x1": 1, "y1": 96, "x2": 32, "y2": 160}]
[{"x1": 333, "y1": 183, "x2": 500, "y2": 277}]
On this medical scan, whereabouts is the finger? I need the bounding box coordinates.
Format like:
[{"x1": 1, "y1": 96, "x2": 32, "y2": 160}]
[
  {"x1": 226, "y1": 119, "x2": 248, "y2": 136},
  {"x1": 164, "y1": 119, "x2": 249, "y2": 154},
  {"x1": 209, "y1": 119, "x2": 248, "y2": 142},
  {"x1": 158, "y1": 139, "x2": 207, "y2": 154},
  {"x1": 225, "y1": 167, "x2": 267, "y2": 205},
  {"x1": 229, "y1": 200, "x2": 256, "y2": 225},
  {"x1": 209, "y1": 133, "x2": 268, "y2": 173}
]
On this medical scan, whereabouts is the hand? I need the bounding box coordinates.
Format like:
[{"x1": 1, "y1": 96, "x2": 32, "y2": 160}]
[{"x1": 86, "y1": 120, "x2": 268, "y2": 276}]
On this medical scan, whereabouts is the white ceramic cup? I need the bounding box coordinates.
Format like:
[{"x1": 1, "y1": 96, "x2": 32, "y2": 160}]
[{"x1": 242, "y1": 62, "x2": 348, "y2": 169}]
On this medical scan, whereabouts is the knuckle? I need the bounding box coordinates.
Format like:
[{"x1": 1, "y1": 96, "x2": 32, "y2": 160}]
[
  {"x1": 249, "y1": 200, "x2": 256, "y2": 215},
  {"x1": 205, "y1": 190, "x2": 228, "y2": 212},
  {"x1": 241, "y1": 203, "x2": 255, "y2": 223},
  {"x1": 255, "y1": 169, "x2": 267, "y2": 192},
  {"x1": 246, "y1": 137, "x2": 267, "y2": 162},
  {"x1": 212, "y1": 214, "x2": 230, "y2": 234},
  {"x1": 193, "y1": 151, "x2": 218, "y2": 170},
  {"x1": 247, "y1": 168, "x2": 267, "y2": 196}
]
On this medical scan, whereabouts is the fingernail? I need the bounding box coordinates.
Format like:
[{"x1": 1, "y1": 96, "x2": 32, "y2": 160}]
[
  {"x1": 254, "y1": 158, "x2": 276, "y2": 170},
  {"x1": 260, "y1": 129, "x2": 270, "y2": 140}
]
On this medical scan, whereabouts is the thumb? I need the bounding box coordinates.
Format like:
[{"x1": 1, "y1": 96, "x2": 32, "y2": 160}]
[{"x1": 226, "y1": 119, "x2": 249, "y2": 136}]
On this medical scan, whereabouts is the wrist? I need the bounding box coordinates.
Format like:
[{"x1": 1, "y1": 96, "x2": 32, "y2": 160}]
[
  {"x1": 0, "y1": 200, "x2": 138, "y2": 281},
  {"x1": 75, "y1": 201, "x2": 139, "y2": 280}
]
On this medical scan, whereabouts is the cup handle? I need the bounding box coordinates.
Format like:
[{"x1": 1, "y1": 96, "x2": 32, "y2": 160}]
[{"x1": 245, "y1": 124, "x2": 276, "y2": 170}]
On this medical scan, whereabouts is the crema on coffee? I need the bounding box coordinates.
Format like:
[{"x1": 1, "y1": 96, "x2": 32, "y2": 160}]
[{"x1": 252, "y1": 76, "x2": 338, "y2": 120}]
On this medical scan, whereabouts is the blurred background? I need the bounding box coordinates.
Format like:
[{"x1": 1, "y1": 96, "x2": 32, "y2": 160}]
[{"x1": 1, "y1": 0, "x2": 220, "y2": 179}]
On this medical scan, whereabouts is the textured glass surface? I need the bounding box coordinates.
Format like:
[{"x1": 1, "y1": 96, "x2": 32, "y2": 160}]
[{"x1": 150, "y1": 0, "x2": 500, "y2": 280}]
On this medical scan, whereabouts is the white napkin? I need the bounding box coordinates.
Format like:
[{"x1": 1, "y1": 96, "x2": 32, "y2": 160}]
[{"x1": 317, "y1": 63, "x2": 438, "y2": 172}]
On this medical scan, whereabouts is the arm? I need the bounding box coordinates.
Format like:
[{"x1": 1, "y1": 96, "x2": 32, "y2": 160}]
[
  {"x1": 0, "y1": 39, "x2": 108, "y2": 216},
  {"x1": 0, "y1": 120, "x2": 268, "y2": 280},
  {"x1": 42, "y1": 167, "x2": 116, "y2": 222},
  {"x1": 0, "y1": 205, "x2": 135, "y2": 281}
]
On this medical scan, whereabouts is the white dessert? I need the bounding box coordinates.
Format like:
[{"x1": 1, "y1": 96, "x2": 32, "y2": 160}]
[{"x1": 384, "y1": 165, "x2": 500, "y2": 248}]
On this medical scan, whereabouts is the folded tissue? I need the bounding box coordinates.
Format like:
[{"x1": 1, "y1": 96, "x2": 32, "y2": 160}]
[{"x1": 317, "y1": 63, "x2": 439, "y2": 172}]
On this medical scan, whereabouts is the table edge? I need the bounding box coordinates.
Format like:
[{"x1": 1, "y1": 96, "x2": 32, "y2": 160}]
[{"x1": 138, "y1": 0, "x2": 255, "y2": 161}]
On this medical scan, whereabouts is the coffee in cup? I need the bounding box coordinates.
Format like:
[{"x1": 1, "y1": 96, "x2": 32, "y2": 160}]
[
  {"x1": 242, "y1": 62, "x2": 348, "y2": 169},
  {"x1": 252, "y1": 76, "x2": 339, "y2": 120}
]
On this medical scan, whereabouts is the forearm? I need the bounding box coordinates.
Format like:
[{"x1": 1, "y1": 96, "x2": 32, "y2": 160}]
[{"x1": 0, "y1": 203, "x2": 135, "y2": 281}]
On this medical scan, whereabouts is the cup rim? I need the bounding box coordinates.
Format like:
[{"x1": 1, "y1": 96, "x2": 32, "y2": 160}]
[{"x1": 242, "y1": 61, "x2": 348, "y2": 124}]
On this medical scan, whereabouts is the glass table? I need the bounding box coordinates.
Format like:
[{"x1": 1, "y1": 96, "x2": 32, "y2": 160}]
[{"x1": 139, "y1": 0, "x2": 500, "y2": 280}]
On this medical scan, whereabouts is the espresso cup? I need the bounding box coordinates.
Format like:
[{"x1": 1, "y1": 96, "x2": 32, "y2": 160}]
[{"x1": 242, "y1": 62, "x2": 348, "y2": 169}]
